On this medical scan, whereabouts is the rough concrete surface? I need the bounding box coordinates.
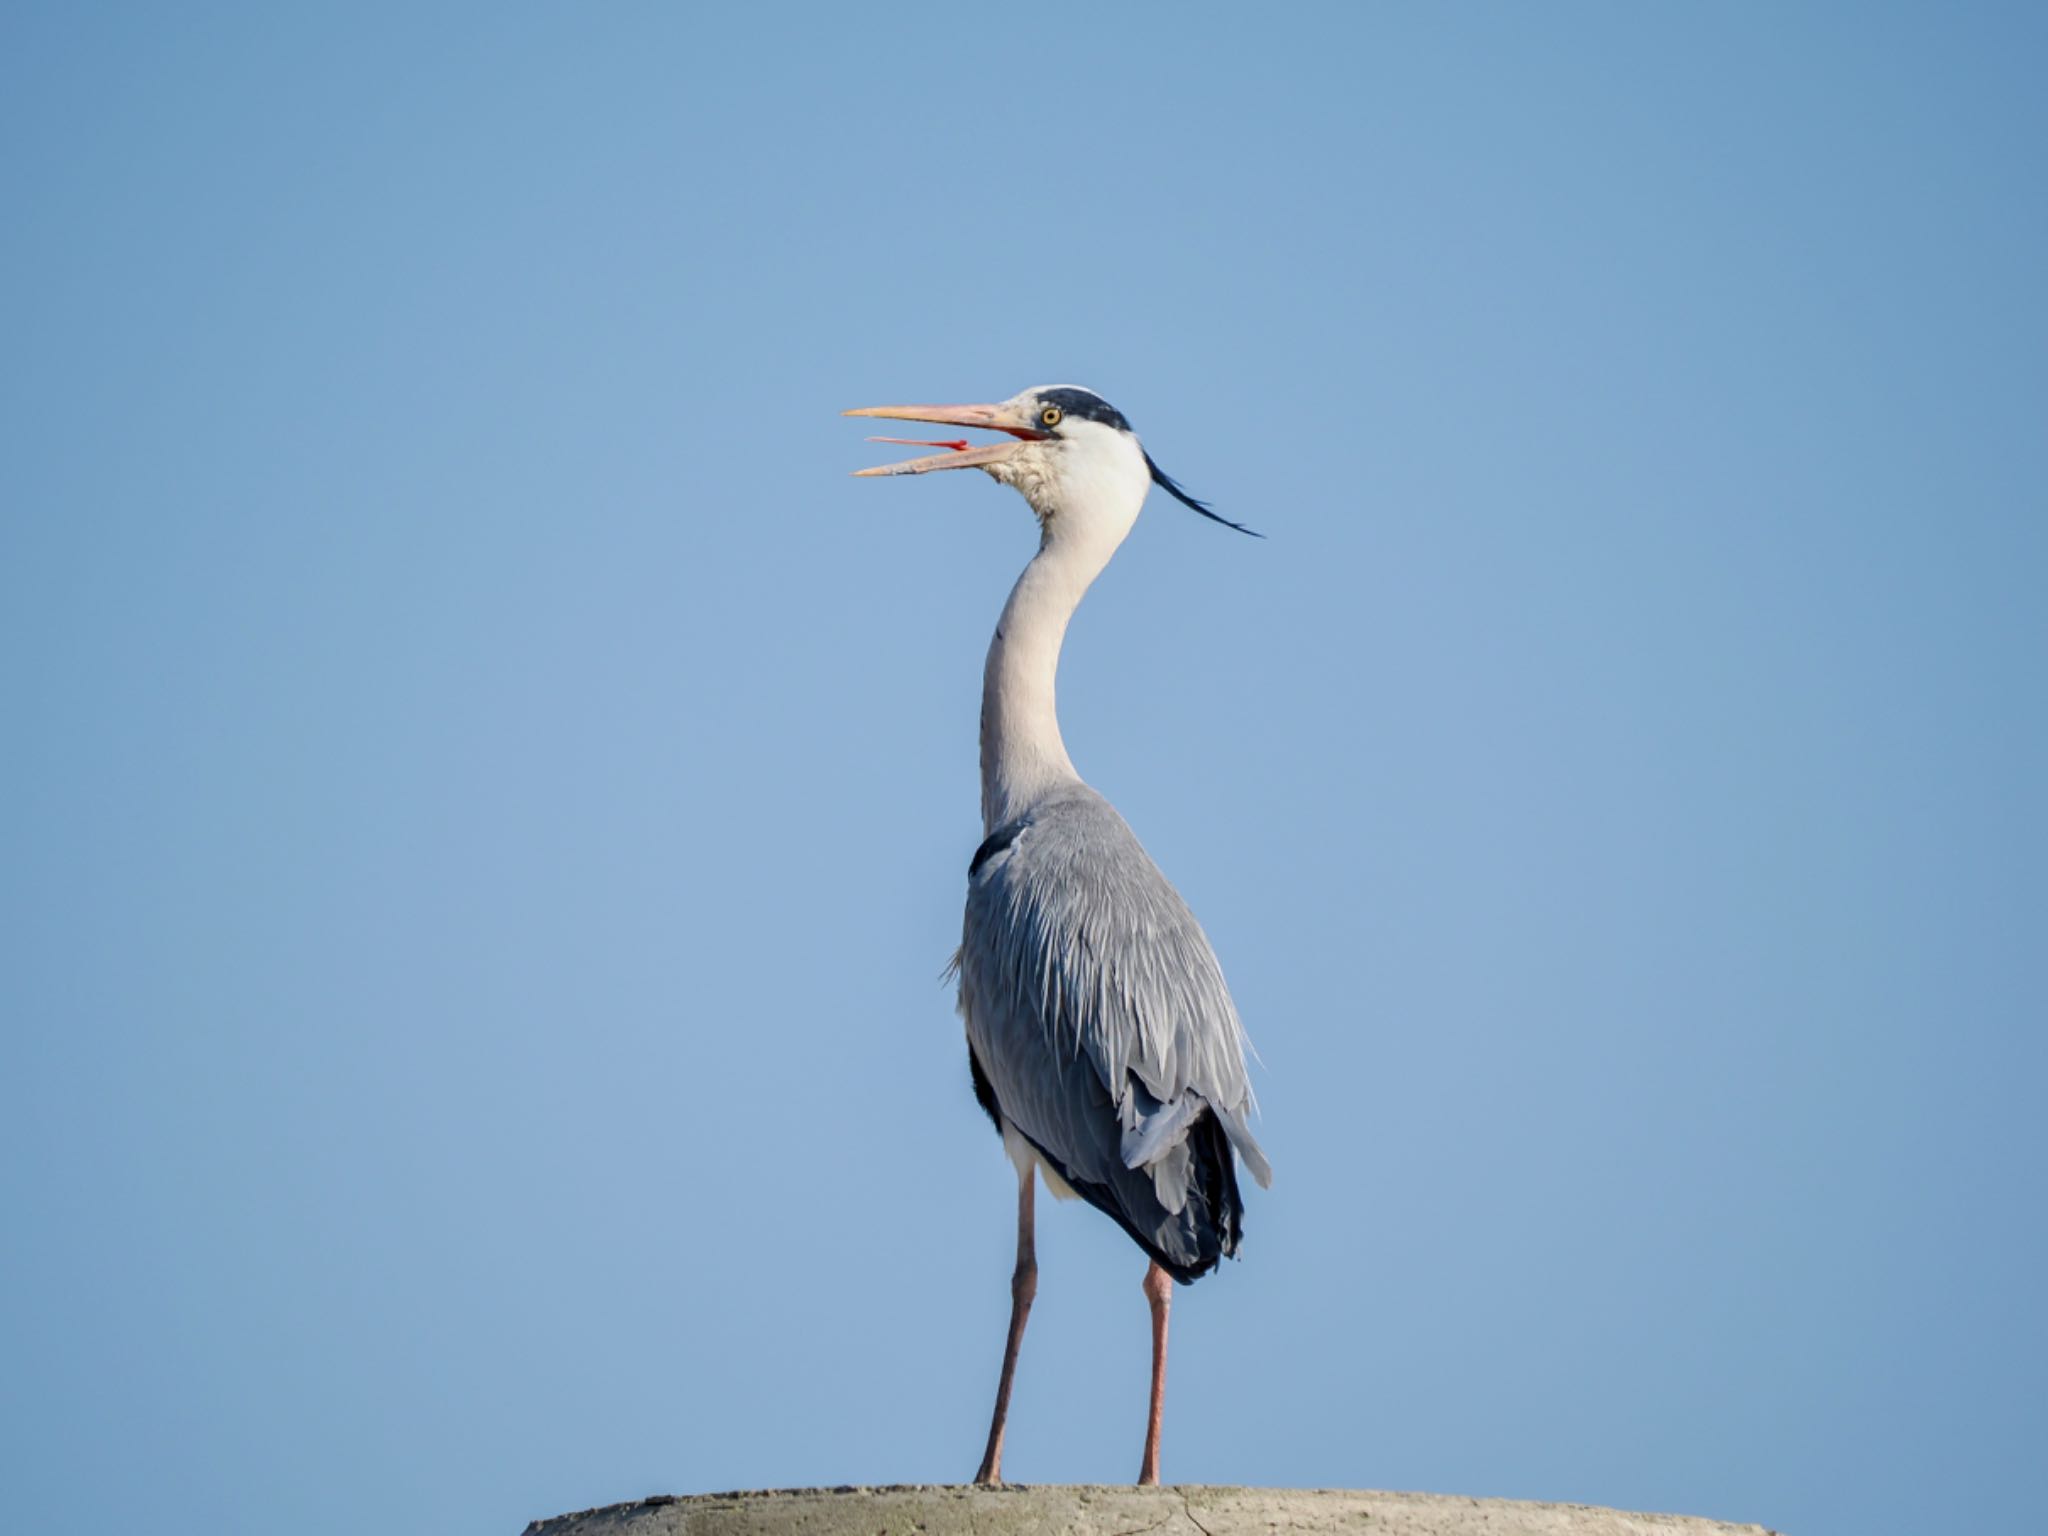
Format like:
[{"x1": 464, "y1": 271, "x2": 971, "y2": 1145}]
[{"x1": 523, "y1": 1486, "x2": 1782, "y2": 1536}]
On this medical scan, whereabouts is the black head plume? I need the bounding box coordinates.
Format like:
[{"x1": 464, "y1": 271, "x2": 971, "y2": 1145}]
[{"x1": 1144, "y1": 450, "x2": 1262, "y2": 538}]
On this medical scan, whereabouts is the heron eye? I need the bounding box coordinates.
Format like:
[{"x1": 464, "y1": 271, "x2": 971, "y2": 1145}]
[{"x1": 1039, "y1": 405, "x2": 1063, "y2": 428}]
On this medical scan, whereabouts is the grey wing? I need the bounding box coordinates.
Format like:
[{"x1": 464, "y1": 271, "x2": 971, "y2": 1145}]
[{"x1": 958, "y1": 786, "x2": 1272, "y2": 1280}]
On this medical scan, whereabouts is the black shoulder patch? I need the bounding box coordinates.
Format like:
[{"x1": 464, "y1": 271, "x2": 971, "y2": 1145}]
[
  {"x1": 967, "y1": 1044, "x2": 1003, "y2": 1131},
  {"x1": 969, "y1": 820, "x2": 1025, "y2": 877}
]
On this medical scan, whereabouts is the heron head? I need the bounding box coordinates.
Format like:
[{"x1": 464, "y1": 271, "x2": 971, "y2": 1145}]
[{"x1": 845, "y1": 386, "x2": 1259, "y2": 537}]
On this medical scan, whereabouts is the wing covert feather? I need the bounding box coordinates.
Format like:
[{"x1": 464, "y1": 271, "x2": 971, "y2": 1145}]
[{"x1": 957, "y1": 786, "x2": 1272, "y2": 1198}]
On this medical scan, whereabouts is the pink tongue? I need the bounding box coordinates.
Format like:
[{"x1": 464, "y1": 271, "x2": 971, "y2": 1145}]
[{"x1": 867, "y1": 435, "x2": 970, "y2": 452}]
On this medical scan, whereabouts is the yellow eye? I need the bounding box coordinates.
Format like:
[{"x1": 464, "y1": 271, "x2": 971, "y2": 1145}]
[{"x1": 1040, "y1": 405, "x2": 1063, "y2": 427}]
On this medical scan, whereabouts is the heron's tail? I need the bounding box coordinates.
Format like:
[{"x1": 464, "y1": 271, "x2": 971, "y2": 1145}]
[{"x1": 1035, "y1": 1107, "x2": 1245, "y2": 1285}]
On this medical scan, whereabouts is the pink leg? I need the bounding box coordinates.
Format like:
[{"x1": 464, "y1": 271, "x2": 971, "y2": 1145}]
[
  {"x1": 1136, "y1": 1260, "x2": 1172, "y2": 1486},
  {"x1": 973, "y1": 1170, "x2": 1037, "y2": 1486}
]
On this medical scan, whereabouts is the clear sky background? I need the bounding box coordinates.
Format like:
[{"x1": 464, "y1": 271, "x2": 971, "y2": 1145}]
[{"x1": 3, "y1": 7, "x2": 2042, "y2": 1536}]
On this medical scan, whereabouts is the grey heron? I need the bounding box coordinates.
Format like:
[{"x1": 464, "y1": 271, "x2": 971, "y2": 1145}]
[{"x1": 847, "y1": 386, "x2": 1272, "y2": 1487}]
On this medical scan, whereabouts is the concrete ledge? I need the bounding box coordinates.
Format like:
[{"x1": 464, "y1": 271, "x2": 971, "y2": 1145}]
[{"x1": 523, "y1": 1486, "x2": 1781, "y2": 1536}]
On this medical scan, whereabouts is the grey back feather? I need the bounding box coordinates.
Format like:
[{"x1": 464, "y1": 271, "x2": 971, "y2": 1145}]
[{"x1": 957, "y1": 784, "x2": 1272, "y2": 1275}]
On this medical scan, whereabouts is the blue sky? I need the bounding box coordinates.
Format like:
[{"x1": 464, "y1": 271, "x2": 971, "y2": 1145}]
[{"x1": 3, "y1": 7, "x2": 2042, "y2": 1535}]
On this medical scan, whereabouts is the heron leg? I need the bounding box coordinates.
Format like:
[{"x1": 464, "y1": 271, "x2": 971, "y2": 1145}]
[
  {"x1": 1136, "y1": 1259, "x2": 1172, "y2": 1486},
  {"x1": 973, "y1": 1166, "x2": 1038, "y2": 1486}
]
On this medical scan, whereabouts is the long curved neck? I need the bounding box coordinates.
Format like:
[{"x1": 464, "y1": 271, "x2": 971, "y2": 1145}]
[{"x1": 979, "y1": 531, "x2": 1117, "y2": 833}]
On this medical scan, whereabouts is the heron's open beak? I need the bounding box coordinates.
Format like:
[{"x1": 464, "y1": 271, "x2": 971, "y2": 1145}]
[{"x1": 844, "y1": 402, "x2": 1048, "y2": 477}]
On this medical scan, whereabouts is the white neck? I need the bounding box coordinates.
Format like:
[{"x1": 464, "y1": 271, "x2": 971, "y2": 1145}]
[
  {"x1": 981, "y1": 517, "x2": 1143, "y2": 831},
  {"x1": 975, "y1": 417, "x2": 1152, "y2": 832}
]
